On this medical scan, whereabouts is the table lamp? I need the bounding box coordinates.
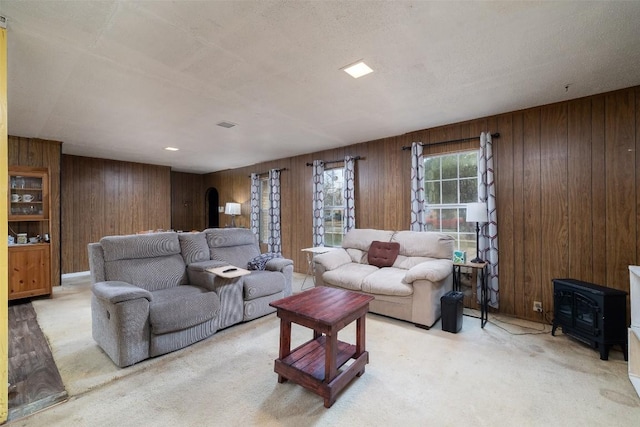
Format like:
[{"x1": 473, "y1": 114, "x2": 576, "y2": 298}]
[
  {"x1": 224, "y1": 202, "x2": 241, "y2": 227},
  {"x1": 466, "y1": 202, "x2": 488, "y2": 263}
]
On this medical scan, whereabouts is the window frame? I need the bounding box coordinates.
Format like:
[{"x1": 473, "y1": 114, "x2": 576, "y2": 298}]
[
  {"x1": 423, "y1": 150, "x2": 478, "y2": 255},
  {"x1": 323, "y1": 166, "x2": 345, "y2": 247}
]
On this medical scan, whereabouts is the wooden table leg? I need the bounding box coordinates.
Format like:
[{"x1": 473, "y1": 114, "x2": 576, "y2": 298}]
[
  {"x1": 324, "y1": 331, "x2": 338, "y2": 383},
  {"x1": 278, "y1": 317, "x2": 291, "y2": 383},
  {"x1": 356, "y1": 314, "x2": 367, "y2": 376}
]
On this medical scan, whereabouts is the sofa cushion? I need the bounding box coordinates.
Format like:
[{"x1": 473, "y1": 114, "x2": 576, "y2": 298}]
[
  {"x1": 368, "y1": 241, "x2": 400, "y2": 268},
  {"x1": 100, "y1": 232, "x2": 181, "y2": 261},
  {"x1": 342, "y1": 229, "x2": 395, "y2": 251},
  {"x1": 392, "y1": 231, "x2": 455, "y2": 259},
  {"x1": 347, "y1": 248, "x2": 367, "y2": 264},
  {"x1": 362, "y1": 268, "x2": 414, "y2": 297},
  {"x1": 205, "y1": 228, "x2": 261, "y2": 268},
  {"x1": 149, "y1": 285, "x2": 220, "y2": 335},
  {"x1": 178, "y1": 232, "x2": 209, "y2": 265},
  {"x1": 404, "y1": 259, "x2": 453, "y2": 284},
  {"x1": 247, "y1": 252, "x2": 281, "y2": 270},
  {"x1": 243, "y1": 270, "x2": 285, "y2": 300},
  {"x1": 314, "y1": 249, "x2": 352, "y2": 271},
  {"x1": 393, "y1": 255, "x2": 439, "y2": 270},
  {"x1": 104, "y1": 254, "x2": 188, "y2": 292},
  {"x1": 322, "y1": 263, "x2": 379, "y2": 291}
]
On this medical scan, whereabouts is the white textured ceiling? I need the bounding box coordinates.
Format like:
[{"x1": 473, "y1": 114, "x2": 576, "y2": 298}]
[{"x1": 3, "y1": 1, "x2": 640, "y2": 173}]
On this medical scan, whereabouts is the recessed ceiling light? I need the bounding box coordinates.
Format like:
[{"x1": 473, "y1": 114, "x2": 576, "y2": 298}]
[
  {"x1": 342, "y1": 60, "x2": 373, "y2": 79},
  {"x1": 217, "y1": 121, "x2": 237, "y2": 128},
  {"x1": 165, "y1": 147, "x2": 179, "y2": 151}
]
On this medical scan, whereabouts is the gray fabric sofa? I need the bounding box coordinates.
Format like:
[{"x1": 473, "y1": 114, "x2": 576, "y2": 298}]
[
  {"x1": 313, "y1": 229, "x2": 454, "y2": 328},
  {"x1": 88, "y1": 228, "x2": 293, "y2": 367}
]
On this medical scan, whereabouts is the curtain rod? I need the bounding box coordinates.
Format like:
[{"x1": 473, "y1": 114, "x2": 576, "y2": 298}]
[
  {"x1": 305, "y1": 155, "x2": 362, "y2": 166},
  {"x1": 401, "y1": 132, "x2": 500, "y2": 150},
  {"x1": 247, "y1": 167, "x2": 287, "y2": 177}
]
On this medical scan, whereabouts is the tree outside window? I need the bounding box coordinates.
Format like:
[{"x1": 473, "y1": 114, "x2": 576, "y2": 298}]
[{"x1": 424, "y1": 151, "x2": 478, "y2": 257}]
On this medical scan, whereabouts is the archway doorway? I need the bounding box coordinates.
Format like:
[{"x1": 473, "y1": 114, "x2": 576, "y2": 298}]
[{"x1": 205, "y1": 187, "x2": 220, "y2": 228}]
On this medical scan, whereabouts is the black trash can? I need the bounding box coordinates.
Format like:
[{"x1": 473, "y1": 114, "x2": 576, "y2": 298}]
[{"x1": 441, "y1": 291, "x2": 464, "y2": 333}]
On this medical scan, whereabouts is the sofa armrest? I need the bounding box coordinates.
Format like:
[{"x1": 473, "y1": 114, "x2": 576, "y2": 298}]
[
  {"x1": 403, "y1": 259, "x2": 453, "y2": 284},
  {"x1": 265, "y1": 257, "x2": 293, "y2": 272},
  {"x1": 313, "y1": 249, "x2": 351, "y2": 271},
  {"x1": 92, "y1": 281, "x2": 153, "y2": 304}
]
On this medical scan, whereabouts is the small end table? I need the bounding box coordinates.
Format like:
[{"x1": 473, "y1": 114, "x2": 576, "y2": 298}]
[
  {"x1": 453, "y1": 261, "x2": 489, "y2": 328},
  {"x1": 300, "y1": 247, "x2": 335, "y2": 290},
  {"x1": 269, "y1": 286, "x2": 374, "y2": 408}
]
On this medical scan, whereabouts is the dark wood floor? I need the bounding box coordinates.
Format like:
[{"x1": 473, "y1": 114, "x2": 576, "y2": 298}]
[{"x1": 8, "y1": 301, "x2": 67, "y2": 421}]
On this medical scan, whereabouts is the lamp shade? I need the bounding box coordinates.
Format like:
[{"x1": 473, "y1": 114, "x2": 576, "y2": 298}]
[
  {"x1": 224, "y1": 202, "x2": 241, "y2": 216},
  {"x1": 466, "y1": 202, "x2": 488, "y2": 223}
]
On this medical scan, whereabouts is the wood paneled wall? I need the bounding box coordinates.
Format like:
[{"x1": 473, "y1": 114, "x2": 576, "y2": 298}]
[
  {"x1": 8, "y1": 137, "x2": 62, "y2": 287},
  {"x1": 60, "y1": 155, "x2": 171, "y2": 274},
  {"x1": 205, "y1": 86, "x2": 640, "y2": 322},
  {"x1": 171, "y1": 171, "x2": 205, "y2": 232}
]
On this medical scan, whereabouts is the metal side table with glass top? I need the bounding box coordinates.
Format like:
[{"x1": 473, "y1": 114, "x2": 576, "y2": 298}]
[{"x1": 453, "y1": 261, "x2": 489, "y2": 328}]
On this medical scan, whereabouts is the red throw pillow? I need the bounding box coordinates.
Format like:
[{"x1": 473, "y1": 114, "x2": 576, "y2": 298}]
[{"x1": 368, "y1": 241, "x2": 400, "y2": 268}]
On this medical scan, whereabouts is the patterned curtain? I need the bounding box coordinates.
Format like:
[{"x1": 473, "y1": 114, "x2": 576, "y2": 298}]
[
  {"x1": 268, "y1": 169, "x2": 281, "y2": 254},
  {"x1": 343, "y1": 156, "x2": 356, "y2": 233},
  {"x1": 410, "y1": 142, "x2": 426, "y2": 231},
  {"x1": 479, "y1": 132, "x2": 499, "y2": 308},
  {"x1": 312, "y1": 160, "x2": 325, "y2": 247},
  {"x1": 250, "y1": 173, "x2": 260, "y2": 238}
]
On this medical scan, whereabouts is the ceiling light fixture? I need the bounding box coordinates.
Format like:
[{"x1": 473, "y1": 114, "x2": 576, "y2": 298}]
[
  {"x1": 342, "y1": 60, "x2": 373, "y2": 78},
  {"x1": 217, "y1": 121, "x2": 237, "y2": 128},
  {"x1": 164, "y1": 147, "x2": 179, "y2": 151}
]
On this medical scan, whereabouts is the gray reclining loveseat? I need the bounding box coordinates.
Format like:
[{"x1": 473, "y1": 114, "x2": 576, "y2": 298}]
[{"x1": 88, "y1": 228, "x2": 293, "y2": 367}]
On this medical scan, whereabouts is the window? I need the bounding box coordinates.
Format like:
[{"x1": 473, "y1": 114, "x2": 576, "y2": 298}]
[
  {"x1": 259, "y1": 177, "x2": 270, "y2": 244},
  {"x1": 323, "y1": 167, "x2": 345, "y2": 247},
  {"x1": 424, "y1": 151, "x2": 478, "y2": 256}
]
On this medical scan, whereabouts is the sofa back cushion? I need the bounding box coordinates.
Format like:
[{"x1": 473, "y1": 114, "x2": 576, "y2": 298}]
[
  {"x1": 368, "y1": 241, "x2": 400, "y2": 268},
  {"x1": 392, "y1": 231, "x2": 454, "y2": 259},
  {"x1": 178, "y1": 232, "x2": 209, "y2": 265},
  {"x1": 204, "y1": 228, "x2": 261, "y2": 268},
  {"x1": 342, "y1": 229, "x2": 395, "y2": 252},
  {"x1": 99, "y1": 232, "x2": 188, "y2": 291}
]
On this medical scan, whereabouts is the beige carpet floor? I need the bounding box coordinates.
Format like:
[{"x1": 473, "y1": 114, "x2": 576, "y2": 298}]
[{"x1": 10, "y1": 273, "x2": 639, "y2": 426}]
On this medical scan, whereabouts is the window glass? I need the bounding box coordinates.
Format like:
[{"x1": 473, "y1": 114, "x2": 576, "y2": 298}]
[
  {"x1": 424, "y1": 151, "x2": 478, "y2": 256},
  {"x1": 323, "y1": 168, "x2": 345, "y2": 247}
]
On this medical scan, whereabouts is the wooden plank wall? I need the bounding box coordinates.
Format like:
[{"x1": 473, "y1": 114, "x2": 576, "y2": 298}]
[
  {"x1": 204, "y1": 86, "x2": 639, "y2": 322},
  {"x1": 60, "y1": 155, "x2": 171, "y2": 274},
  {"x1": 8, "y1": 137, "x2": 62, "y2": 287},
  {"x1": 171, "y1": 171, "x2": 205, "y2": 232}
]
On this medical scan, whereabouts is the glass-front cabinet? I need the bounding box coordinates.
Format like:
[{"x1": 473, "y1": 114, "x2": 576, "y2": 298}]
[
  {"x1": 9, "y1": 168, "x2": 48, "y2": 220},
  {"x1": 8, "y1": 166, "x2": 52, "y2": 300}
]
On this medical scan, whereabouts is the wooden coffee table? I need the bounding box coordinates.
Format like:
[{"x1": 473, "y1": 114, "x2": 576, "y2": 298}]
[{"x1": 269, "y1": 286, "x2": 374, "y2": 408}]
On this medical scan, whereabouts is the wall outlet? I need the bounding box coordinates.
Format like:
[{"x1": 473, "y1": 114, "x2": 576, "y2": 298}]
[{"x1": 533, "y1": 301, "x2": 543, "y2": 312}]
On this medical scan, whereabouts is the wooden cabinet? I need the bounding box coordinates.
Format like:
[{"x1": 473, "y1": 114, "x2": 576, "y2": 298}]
[
  {"x1": 8, "y1": 244, "x2": 51, "y2": 299},
  {"x1": 8, "y1": 166, "x2": 52, "y2": 300}
]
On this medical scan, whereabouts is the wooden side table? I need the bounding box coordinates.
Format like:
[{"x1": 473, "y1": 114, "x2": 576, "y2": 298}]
[
  {"x1": 269, "y1": 286, "x2": 374, "y2": 408},
  {"x1": 453, "y1": 261, "x2": 489, "y2": 328}
]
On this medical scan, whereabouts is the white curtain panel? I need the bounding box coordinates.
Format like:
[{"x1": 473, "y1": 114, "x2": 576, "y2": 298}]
[
  {"x1": 343, "y1": 156, "x2": 356, "y2": 234},
  {"x1": 479, "y1": 132, "x2": 499, "y2": 308},
  {"x1": 410, "y1": 142, "x2": 426, "y2": 231},
  {"x1": 312, "y1": 160, "x2": 325, "y2": 247},
  {"x1": 250, "y1": 173, "x2": 260, "y2": 238},
  {"x1": 268, "y1": 169, "x2": 281, "y2": 254}
]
